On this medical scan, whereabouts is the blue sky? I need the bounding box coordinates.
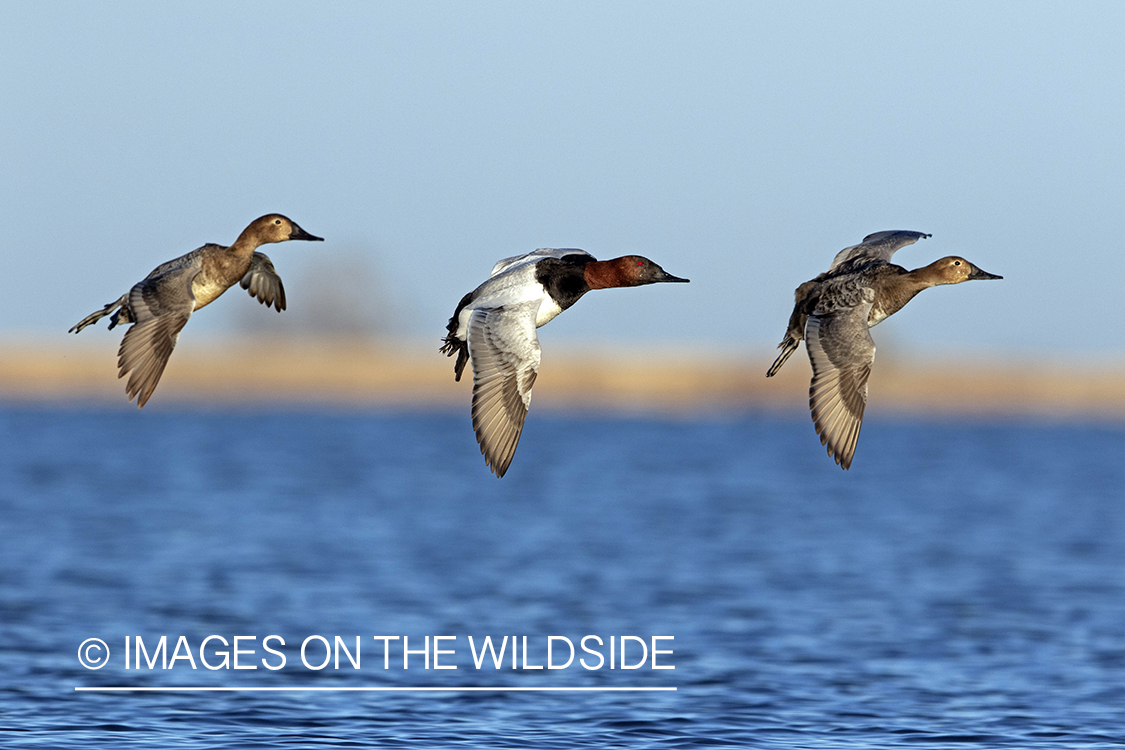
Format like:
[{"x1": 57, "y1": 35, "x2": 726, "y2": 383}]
[{"x1": 3, "y1": 1, "x2": 1122, "y2": 359}]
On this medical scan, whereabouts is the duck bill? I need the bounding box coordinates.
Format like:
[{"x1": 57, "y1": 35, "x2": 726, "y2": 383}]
[
  {"x1": 658, "y1": 270, "x2": 690, "y2": 283},
  {"x1": 968, "y1": 266, "x2": 1002, "y2": 280},
  {"x1": 289, "y1": 223, "x2": 324, "y2": 242}
]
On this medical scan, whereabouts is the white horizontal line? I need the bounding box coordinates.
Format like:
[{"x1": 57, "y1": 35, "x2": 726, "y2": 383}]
[{"x1": 75, "y1": 686, "x2": 676, "y2": 693}]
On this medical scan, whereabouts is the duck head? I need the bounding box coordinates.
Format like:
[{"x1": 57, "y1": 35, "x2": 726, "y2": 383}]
[
  {"x1": 924, "y1": 256, "x2": 1002, "y2": 285},
  {"x1": 585, "y1": 255, "x2": 690, "y2": 289},
  {"x1": 240, "y1": 214, "x2": 325, "y2": 246}
]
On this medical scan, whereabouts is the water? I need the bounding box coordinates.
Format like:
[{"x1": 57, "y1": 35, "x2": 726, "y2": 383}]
[{"x1": 1, "y1": 405, "x2": 1124, "y2": 748}]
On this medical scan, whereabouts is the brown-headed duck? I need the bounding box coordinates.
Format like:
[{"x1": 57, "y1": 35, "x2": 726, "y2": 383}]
[
  {"x1": 69, "y1": 213, "x2": 323, "y2": 407},
  {"x1": 767, "y1": 230, "x2": 1001, "y2": 469},
  {"x1": 441, "y1": 248, "x2": 689, "y2": 477}
]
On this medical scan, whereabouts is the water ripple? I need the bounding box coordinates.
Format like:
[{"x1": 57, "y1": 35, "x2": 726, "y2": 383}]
[{"x1": 0, "y1": 408, "x2": 1124, "y2": 747}]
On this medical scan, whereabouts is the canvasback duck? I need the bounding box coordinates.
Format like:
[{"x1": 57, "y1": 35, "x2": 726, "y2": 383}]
[
  {"x1": 69, "y1": 213, "x2": 323, "y2": 407},
  {"x1": 441, "y1": 248, "x2": 689, "y2": 477},
  {"x1": 766, "y1": 230, "x2": 1001, "y2": 470}
]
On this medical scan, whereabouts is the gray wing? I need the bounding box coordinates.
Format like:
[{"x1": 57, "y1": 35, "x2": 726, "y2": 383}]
[
  {"x1": 144, "y1": 244, "x2": 213, "y2": 278},
  {"x1": 240, "y1": 251, "x2": 286, "y2": 311},
  {"x1": 117, "y1": 266, "x2": 198, "y2": 408},
  {"x1": 828, "y1": 231, "x2": 931, "y2": 272},
  {"x1": 467, "y1": 302, "x2": 542, "y2": 477},
  {"x1": 489, "y1": 248, "x2": 594, "y2": 278},
  {"x1": 805, "y1": 289, "x2": 876, "y2": 470}
]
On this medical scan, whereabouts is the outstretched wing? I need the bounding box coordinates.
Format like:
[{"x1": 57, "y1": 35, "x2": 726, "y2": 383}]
[
  {"x1": 240, "y1": 251, "x2": 286, "y2": 312},
  {"x1": 828, "y1": 230, "x2": 931, "y2": 272},
  {"x1": 489, "y1": 248, "x2": 594, "y2": 278},
  {"x1": 805, "y1": 290, "x2": 876, "y2": 470},
  {"x1": 467, "y1": 301, "x2": 542, "y2": 477},
  {"x1": 117, "y1": 267, "x2": 198, "y2": 408}
]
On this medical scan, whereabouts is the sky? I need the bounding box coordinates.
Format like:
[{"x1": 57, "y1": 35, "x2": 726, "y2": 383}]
[{"x1": 3, "y1": 1, "x2": 1123, "y2": 361}]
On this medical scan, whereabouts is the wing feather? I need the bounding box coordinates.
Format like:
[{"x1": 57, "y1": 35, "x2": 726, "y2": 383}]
[
  {"x1": 828, "y1": 230, "x2": 931, "y2": 272},
  {"x1": 240, "y1": 251, "x2": 286, "y2": 311},
  {"x1": 805, "y1": 298, "x2": 876, "y2": 470},
  {"x1": 489, "y1": 248, "x2": 594, "y2": 278},
  {"x1": 467, "y1": 303, "x2": 542, "y2": 477},
  {"x1": 116, "y1": 267, "x2": 197, "y2": 407}
]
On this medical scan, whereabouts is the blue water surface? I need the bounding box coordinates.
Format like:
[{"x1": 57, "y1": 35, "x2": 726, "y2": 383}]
[{"x1": 1, "y1": 404, "x2": 1124, "y2": 748}]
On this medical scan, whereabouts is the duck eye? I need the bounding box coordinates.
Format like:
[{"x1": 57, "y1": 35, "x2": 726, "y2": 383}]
[
  {"x1": 636, "y1": 260, "x2": 644, "y2": 267},
  {"x1": 275, "y1": 219, "x2": 282, "y2": 225},
  {"x1": 954, "y1": 260, "x2": 961, "y2": 266}
]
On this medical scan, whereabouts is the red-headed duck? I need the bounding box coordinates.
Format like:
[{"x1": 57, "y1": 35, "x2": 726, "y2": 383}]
[
  {"x1": 441, "y1": 248, "x2": 689, "y2": 477},
  {"x1": 767, "y1": 230, "x2": 1002, "y2": 470},
  {"x1": 69, "y1": 213, "x2": 323, "y2": 407}
]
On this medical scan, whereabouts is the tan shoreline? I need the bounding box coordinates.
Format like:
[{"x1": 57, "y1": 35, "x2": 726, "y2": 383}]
[{"x1": 2, "y1": 338, "x2": 1123, "y2": 419}]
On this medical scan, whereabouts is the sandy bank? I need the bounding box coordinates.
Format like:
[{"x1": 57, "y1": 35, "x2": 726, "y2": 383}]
[{"x1": 2, "y1": 338, "x2": 1122, "y2": 419}]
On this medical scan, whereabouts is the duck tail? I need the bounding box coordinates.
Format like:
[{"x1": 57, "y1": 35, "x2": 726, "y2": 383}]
[
  {"x1": 440, "y1": 332, "x2": 470, "y2": 382},
  {"x1": 69, "y1": 294, "x2": 128, "y2": 334},
  {"x1": 440, "y1": 292, "x2": 474, "y2": 381},
  {"x1": 766, "y1": 336, "x2": 800, "y2": 377}
]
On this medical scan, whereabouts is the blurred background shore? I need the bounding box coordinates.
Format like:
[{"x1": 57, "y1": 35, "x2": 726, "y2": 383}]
[{"x1": 6, "y1": 337, "x2": 1123, "y2": 419}]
